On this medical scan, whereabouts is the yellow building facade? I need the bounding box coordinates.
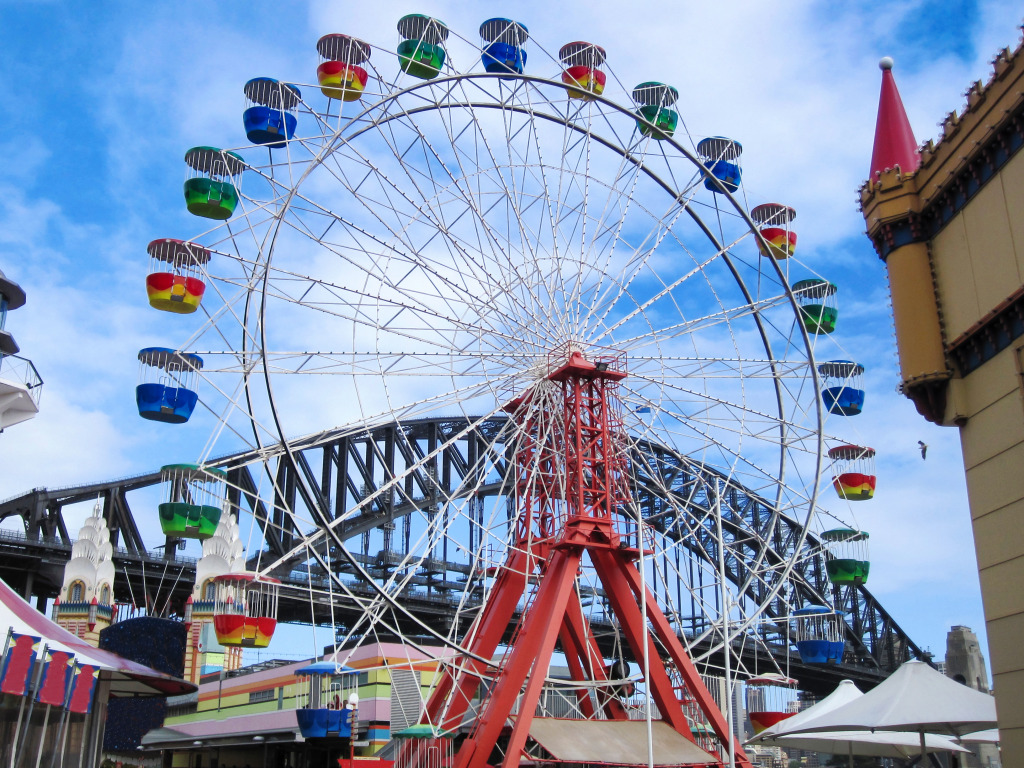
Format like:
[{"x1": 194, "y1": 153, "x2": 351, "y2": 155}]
[{"x1": 861, "y1": 39, "x2": 1024, "y2": 763}]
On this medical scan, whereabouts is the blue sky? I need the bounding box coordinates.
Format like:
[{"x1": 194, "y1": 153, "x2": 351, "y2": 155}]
[{"x1": 0, "y1": 1, "x2": 1021, "y2": 667}]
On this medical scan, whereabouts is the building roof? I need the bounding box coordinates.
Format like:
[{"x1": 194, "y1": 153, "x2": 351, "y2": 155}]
[
  {"x1": 142, "y1": 709, "x2": 303, "y2": 750},
  {"x1": 869, "y1": 58, "x2": 920, "y2": 178},
  {"x1": 0, "y1": 576, "x2": 195, "y2": 697},
  {"x1": 861, "y1": 32, "x2": 1024, "y2": 209}
]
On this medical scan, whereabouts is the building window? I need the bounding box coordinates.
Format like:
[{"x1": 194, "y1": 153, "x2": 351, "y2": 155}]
[
  {"x1": 203, "y1": 580, "x2": 216, "y2": 601},
  {"x1": 69, "y1": 581, "x2": 84, "y2": 602},
  {"x1": 99, "y1": 584, "x2": 111, "y2": 605},
  {"x1": 249, "y1": 688, "x2": 276, "y2": 704}
]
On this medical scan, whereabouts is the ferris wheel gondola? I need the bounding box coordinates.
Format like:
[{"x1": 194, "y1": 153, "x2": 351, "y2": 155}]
[
  {"x1": 135, "y1": 347, "x2": 203, "y2": 424},
  {"x1": 242, "y1": 78, "x2": 301, "y2": 147},
  {"x1": 559, "y1": 42, "x2": 607, "y2": 100},
  {"x1": 145, "y1": 238, "x2": 211, "y2": 315}
]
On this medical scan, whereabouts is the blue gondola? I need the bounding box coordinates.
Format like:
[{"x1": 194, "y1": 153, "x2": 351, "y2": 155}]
[
  {"x1": 480, "y1": 18, "x2": 529, "y2": 78},
  {"x1": 243, "y1": 78, "x2": 301, "y2": 148},
  {"x1": 794, "y1": 606, "x2": 845, "y2": 664},
  {"x1": 697, "y1": 137, "x2": 743, "y2": 193},
  {"x1": 295, "y1": 662, "x2": 358, "y2": 739},
  {"x1": 818, "y1": 360, "x2": 866, "y2": 416},
  {"x1": 136, "y1": 348, "x2": 203, "y2": 424}
]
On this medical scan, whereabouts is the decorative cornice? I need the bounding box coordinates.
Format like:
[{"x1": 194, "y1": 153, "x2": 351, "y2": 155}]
[
  {"x1": 918, "y1": 108, "x2": 1024, "y2": 239},
  {"x1": 870, "y1": 213, "x2": 924, "y2": 260},
  {"x1": 948, "y1": 285, "x2": 1024, "y2": 376},
  {"x1": 902, "y1": 378, "x2": 950, "y2": 426}
]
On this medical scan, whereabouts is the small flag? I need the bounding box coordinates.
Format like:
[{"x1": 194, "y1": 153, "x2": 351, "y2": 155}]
[
  {"x1": 635, "y1": 406, "x2": 651, "y2": 414},
  {"x1": 36, "y1": 649, "x2": 74, "y2": 706},
  {"x1": 0, "y1": 634, "x2": 40, "y2": 696},
  {"x1": 68, "y1": 664, "x2": 99, "y2": 714}
]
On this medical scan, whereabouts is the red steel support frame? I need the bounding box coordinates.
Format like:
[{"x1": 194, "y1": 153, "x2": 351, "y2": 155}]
[{"x1": 424, "y1": 349, "x2": 751, "y2": 768}]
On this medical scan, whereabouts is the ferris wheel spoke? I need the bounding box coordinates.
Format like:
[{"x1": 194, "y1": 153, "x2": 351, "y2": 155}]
[
  {"x1": 181, "y1": 361, "x2": 287, "y2": 453},
  {"x1": 632, "y1": 384, "x2": 821, "y2": 454},
  {"x1": 573, "y1": 118, "x2": 716, "y2": 335},
  {"x1": 588, "y1": 228, "x2": 754, "y2": 347},
  {"x1": 630, "y1": 355, "x2": 812, "y2": 381},
  {"x1": 633, "y1": 409, "x2": 803, "y2": 500},
  {"x1": 360, "y1": 87, "x2": 518, "y2": 265},
  {"x1": 172, "y1": 275, "x2": 265, "y2": 366},
  {"x1": 191, "y1": 350, "x2": 542, "y2": 377},
  {"x1": 608, "y1": 289, "x2": 795, "y2": 353},
  {"x1": 579, "y1": 185, "x2": 694, "y2": 340},
  {"x1": 627, "y1": 449, "x2": 800, "y2": 606},
  {"x1": 308, "y1": 122, "x2": 560, "y2": 345},
  {"x1": 441, "y1": 81, "x2": 571, "y2": 343},
  {"x1": 516, "y1": 83, "x2": 582, "y2": 340},
  {"x1": 212, "y1": 261, "x2": 533, "y2": 354},
  {"x1": 272, "y1": 195, "x2": 539, "y2": 351},
  {"x1": 570, "y1": 149, "x2": 654, "y2": 331}
]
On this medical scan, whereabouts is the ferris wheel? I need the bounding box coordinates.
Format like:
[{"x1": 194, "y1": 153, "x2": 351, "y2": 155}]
[{"x1": 137, "y1": 15, "x2": 860, "y2": 766}]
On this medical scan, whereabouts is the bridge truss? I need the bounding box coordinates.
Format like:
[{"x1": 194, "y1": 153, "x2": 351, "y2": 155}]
[{"x1": 0, "y1": 415, "x2": 925, "y2": 695}]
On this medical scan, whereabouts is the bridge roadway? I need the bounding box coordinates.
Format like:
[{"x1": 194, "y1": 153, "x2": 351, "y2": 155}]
[{"x1": 0, "y1": 416, "x2": 928, "y2": 698}]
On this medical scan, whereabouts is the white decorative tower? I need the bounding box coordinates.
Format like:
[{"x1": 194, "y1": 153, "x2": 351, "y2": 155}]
[
  {"x1": 183, "y1": 513, "x2": 245, "y2": 683},
  {"x1": 53, "y1": 501, "x2": 115, "y2": 645}
]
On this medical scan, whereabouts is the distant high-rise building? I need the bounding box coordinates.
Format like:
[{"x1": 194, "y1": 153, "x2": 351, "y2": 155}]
[
  {"x1": 945, "y1": 626, "x2": 999, "y2": 767},
  {"x1": 946, "y1": 625, "x2": 989, "y2": 693}
]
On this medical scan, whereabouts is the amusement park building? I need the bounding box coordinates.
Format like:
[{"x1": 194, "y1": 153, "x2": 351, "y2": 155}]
[
  {"x1": 142, "y1": 642, "x2": 447, "y2": 767},
  {"x1": 861, "y1": 34, "x2": 1024, "y2": 763},
  {"x1": 0, "y1": 576, "x2": 194, "y2": 768}
]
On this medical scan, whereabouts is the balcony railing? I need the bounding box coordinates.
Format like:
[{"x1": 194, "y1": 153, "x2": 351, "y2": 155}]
[{"x1": 0, "y1": 354, "x2": 43, "y2": 406}]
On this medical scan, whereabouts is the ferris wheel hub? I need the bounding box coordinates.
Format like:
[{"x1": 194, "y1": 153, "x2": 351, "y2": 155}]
[{"x1": 546, "y1": 349, "x2": 627, "y2": 383}]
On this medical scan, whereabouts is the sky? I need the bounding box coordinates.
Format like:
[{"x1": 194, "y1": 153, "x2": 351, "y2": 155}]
[{"x1": 0, "y1": 1, "x2": 1021, "y2": 667}]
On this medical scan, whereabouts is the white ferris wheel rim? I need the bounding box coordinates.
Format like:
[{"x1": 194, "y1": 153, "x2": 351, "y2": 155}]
[{"x1": 172, "y1": 67, "x2": 828, "y2": 674}]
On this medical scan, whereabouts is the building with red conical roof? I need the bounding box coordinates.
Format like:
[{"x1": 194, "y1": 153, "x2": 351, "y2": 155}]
[{"x1": 861, "y1": 39, "x2": 1024, "y2": 765}]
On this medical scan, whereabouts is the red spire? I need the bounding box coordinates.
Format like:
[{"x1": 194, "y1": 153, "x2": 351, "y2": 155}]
[{"x1": 870, "y1": 57, "x2": 919, "y2": 178}]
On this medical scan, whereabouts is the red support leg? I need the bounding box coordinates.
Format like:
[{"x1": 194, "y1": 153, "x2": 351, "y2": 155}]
[
  {"x1": 499, "y1": 548, "x2": 584, "y2": 768},
  {"x1": 590, "y1": 548, "x2": 697, "y2": 739},
  {"x1": 423, "y1": 546, "x2": 531, "y2": 731},
  {"x1": 454, "y1": 547, "x2": 582, "y2": 768},
  {"x1": 593, "y1": 547, "x2": 754, "y2": 768},
  {"x1": 557, "y1": 624, "x2": 597, "y2": 719}
]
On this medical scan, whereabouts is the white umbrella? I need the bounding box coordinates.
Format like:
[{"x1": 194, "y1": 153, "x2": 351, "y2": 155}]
[
  {"x1": 749, "y1": 679, "x2": 863, "y2": 740},
  {"x1": 748, "y1": 679, "x2": 967, "y2": 767},
  {"x1": 766, "y1": 731, "x2": 968, "y2": 764},
  {"x1": 782, "y1": 660, "x2": 998, "y2": 761},
  {"x1": 960, "y1": 728, "x2": 1000, "y2": 744}
]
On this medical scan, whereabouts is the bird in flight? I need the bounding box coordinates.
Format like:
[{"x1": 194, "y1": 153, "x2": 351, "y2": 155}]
[{"x1": 918, "y1": 441, "x2": 928, "y2": 460}]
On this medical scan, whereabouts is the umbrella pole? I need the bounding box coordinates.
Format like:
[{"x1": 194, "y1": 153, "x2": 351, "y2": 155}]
[
  {"x1": 847, "y1": 742, "x2": 853, "y2": 768},
  {"x1": 920, "y1": 729, "x2": 926, "y2": 763}
]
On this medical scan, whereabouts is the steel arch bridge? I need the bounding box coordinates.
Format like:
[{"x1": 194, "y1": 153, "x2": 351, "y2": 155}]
[{"x1": 0, "y1": 415, "x2": 925, "y2": 695}]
